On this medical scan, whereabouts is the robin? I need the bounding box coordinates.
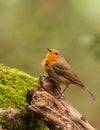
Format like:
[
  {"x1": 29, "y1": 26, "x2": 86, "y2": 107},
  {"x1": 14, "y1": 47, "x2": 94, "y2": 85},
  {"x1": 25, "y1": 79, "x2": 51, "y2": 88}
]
[{"x1": 41, "y1": 48, "x2": 95, "y2": 100}]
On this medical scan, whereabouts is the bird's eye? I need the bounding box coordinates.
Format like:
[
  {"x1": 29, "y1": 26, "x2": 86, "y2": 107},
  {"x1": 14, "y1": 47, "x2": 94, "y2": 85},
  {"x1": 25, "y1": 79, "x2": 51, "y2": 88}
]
[
  {"x1": 55, "y1": 52, "x2": 58, "y2": 55},
  {"x1": 45, "y1": 63, "x2": 48, "y2": 66}
]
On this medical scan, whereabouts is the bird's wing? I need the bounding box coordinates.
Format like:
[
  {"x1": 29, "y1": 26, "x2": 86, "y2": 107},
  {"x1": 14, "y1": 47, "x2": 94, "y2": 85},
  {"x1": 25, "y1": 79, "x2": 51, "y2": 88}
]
[
  {"x1": 52, "y1": 60, "x2": 95, "y2": 100},
  {"x1": 52, "y1": 60, "x2": 83, "y2": 85}
]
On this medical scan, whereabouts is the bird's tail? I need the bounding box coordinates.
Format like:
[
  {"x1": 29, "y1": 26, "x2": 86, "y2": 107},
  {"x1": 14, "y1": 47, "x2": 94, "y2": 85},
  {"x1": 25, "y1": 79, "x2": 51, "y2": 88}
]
[{"x1": 78, "y1": 83, "x2": 95, "y2": 100}]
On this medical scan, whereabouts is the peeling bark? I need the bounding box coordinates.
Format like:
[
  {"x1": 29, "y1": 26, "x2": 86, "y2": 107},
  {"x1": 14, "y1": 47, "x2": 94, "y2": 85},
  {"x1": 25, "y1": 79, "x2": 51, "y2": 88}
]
[{"x1": 27, "y1": 74, "x2": 96, "y2": 130}]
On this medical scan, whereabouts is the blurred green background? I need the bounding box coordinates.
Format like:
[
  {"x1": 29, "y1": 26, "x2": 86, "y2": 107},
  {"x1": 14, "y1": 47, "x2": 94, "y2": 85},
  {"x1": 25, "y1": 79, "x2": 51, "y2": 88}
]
[{"x1": 0, "y1": 0, "x2": 100, "y2": 129}]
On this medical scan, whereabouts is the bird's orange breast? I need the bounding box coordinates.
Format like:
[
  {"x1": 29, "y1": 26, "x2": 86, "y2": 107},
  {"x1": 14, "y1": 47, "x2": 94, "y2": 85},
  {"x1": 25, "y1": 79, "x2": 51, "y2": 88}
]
[{"x1": 41, "y1": 49, "x2": 60, "y2": 72}]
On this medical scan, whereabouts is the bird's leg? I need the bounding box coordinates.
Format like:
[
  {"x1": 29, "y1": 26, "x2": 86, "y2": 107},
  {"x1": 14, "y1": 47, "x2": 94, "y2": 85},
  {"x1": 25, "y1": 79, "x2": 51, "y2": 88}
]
[
  {"x1": 62, "y1": 85, "x2": 68, "y2": 94},
  {"x1": 54, "y1": 82, "x2": 62, "y2": 96}
]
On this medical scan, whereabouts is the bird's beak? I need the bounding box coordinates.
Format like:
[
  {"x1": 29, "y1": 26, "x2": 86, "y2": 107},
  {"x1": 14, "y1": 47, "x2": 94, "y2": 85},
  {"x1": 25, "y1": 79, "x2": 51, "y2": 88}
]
[{"x1": 47, "y1": 48, "x2": 52, "y2": 52}]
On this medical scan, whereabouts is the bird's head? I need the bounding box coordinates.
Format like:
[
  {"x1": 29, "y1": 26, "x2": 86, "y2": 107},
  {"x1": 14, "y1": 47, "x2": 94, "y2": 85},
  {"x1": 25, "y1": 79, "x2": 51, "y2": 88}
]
[{"x1": 41, "y1": 48, "x2": 61, "y2": 70}]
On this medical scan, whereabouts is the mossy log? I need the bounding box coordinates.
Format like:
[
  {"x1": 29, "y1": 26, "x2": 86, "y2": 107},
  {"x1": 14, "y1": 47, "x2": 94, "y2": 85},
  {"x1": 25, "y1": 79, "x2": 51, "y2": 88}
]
[
  {"x1": 0, "y1": 64, "x2": 96, "y2": 130},
  {"x1": 0, "y1": 64, "x2": 47, "y2": 130},
  {"x1": 28, "y1": 74, "x2": 96, "y2": 130}
]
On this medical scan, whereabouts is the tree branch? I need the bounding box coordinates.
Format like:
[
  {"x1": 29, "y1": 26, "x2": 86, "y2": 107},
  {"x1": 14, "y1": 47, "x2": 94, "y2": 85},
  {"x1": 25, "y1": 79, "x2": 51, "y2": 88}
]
[{"x1": 27, "y1": 74, "x2": 96, "y2": 130}]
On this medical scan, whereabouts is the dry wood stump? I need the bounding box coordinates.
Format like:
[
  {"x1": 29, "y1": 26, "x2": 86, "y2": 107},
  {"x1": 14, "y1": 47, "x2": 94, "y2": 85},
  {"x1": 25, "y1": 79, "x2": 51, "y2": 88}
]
[{"x1": 26, "y1": 74, "x2": 96, "y2": 130}]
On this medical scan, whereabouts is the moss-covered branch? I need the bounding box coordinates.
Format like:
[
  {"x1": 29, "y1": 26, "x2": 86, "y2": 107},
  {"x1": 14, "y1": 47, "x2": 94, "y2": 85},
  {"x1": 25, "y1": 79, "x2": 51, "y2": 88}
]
[{"x1": 0, "y1": 64, "x2": 47, "y2": 130}]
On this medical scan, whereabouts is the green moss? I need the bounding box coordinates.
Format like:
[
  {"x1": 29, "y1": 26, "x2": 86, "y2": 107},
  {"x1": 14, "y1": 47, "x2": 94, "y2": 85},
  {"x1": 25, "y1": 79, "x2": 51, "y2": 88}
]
[
  {"x1": 0, "y1": 115, "x2": 6, "y2": 124},
  {"x1": 0, "y1": 64, "x2": 38, "y2": 110},
  {"x1": 13, "y1": 111, "x2": 47, "y2": 130},
  {"x1": 34, "y1": 119, "x2": 47, "y2": 130},
  {"x1": 0, "y1": 64, "x2": 47, "y2": 130}
]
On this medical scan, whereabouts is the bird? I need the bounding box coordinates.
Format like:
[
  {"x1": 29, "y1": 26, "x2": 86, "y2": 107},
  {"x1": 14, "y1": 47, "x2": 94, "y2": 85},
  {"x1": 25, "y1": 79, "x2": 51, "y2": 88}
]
[{"x1": 41, "y1": 48, "x2": 95, "y2": 100}]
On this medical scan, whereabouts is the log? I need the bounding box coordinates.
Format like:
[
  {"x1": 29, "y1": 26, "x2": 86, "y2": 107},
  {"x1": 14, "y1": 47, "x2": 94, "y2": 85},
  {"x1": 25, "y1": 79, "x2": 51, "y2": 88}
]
[{"x1": 27, "y1": 74, "x2": 96, "y2": 130}]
